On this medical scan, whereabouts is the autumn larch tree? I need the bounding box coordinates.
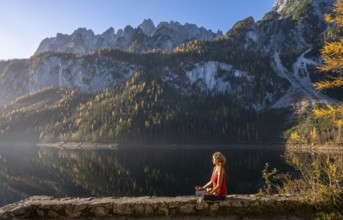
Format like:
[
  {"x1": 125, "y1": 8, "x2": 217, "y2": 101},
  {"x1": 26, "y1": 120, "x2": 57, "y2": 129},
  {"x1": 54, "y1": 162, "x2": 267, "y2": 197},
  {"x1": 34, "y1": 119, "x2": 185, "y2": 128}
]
[{"x1": 314, "y1": 0, "x2": 343, "y2": 143}]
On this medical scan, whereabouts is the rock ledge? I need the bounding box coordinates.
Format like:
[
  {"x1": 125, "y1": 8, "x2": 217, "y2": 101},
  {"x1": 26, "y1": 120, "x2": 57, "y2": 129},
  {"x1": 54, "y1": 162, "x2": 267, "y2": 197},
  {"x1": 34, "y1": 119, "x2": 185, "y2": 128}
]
[{"x1": 0, "y1": 194, "x2": 310, "y2": 219}]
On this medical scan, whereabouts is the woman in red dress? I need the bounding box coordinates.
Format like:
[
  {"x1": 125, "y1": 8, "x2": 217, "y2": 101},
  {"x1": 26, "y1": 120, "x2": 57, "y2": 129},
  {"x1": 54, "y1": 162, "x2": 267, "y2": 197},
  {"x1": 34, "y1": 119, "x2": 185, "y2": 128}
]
[{"x1": 194, "y1": 152, "x2": 227, "y2": 201}]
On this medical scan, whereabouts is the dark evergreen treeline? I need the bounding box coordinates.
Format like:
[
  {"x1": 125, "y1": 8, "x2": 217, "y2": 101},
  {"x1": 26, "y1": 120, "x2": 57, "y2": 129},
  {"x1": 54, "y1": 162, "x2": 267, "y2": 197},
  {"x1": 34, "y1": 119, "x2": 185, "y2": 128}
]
[
  {"x1": 0, "y1": 87, "x2": 90, "y2": 142},
  {"x1": 33, "y1": 70, "x2": 290, "y2": 144},
  {"x1": 0, "y1": 62, "x2": 292, "y2": 144}
]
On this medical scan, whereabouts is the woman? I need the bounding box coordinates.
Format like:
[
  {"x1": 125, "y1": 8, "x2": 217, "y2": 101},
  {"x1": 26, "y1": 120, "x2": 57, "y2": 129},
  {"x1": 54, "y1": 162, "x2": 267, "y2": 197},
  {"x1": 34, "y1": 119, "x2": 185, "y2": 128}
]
[{"x1": 194, "y1": 152, "x2": 227, "y2": 201}]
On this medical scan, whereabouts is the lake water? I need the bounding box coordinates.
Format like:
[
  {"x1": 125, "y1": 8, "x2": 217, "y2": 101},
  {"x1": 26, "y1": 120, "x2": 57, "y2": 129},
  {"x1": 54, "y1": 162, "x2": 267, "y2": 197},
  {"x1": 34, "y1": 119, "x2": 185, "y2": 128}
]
[{"x1": 0, "y1": 144, "x2": 293, "y2": 206}]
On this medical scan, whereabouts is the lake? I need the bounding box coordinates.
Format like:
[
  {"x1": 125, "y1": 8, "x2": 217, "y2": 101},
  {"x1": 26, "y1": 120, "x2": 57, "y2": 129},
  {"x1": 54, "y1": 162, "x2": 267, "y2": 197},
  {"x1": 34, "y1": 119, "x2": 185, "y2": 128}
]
[{"x1": 0, "y1": 144, "x2": 293, "y2": 206}]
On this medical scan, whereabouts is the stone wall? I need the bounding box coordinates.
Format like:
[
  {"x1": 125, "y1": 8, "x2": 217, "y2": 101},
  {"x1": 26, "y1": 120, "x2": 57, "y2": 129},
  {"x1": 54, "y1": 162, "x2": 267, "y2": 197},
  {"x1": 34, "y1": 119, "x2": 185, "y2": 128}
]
[{"x1": 0, "y1": 194, "x2": 312, "y2": 219}]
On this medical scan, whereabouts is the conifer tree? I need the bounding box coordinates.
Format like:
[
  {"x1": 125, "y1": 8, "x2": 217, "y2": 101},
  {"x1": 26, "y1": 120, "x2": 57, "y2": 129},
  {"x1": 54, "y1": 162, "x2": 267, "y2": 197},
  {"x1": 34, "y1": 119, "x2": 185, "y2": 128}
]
[{"x1": 314, "y1": 1, "x2": 343, "y2": 129}]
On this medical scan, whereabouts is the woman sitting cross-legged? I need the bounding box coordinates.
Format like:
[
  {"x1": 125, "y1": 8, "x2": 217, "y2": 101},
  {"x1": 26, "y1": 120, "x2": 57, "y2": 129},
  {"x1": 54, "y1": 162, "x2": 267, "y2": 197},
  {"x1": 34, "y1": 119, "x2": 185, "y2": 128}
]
[{"x1": 194, "y1": 152, "x2": 227, "y2": 201}]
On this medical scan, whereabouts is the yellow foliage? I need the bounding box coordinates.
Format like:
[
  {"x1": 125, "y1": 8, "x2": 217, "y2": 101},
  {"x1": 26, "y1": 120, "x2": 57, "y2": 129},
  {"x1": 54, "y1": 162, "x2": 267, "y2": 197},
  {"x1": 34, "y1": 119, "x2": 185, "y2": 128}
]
[
  {"x1": 316, "y1": 1, "x2": 343, "y2": 77},
  {"x1": 313, "y1": 79, "x2": 343, "y2": 90},
  {"x1": 322, "y1": 39, "x2": 343, "y2": 53},
  {"x1": 290, "y1": 132, "x2": 300, "y2": 140},
  {"x1": 288, "y1": 131, "x2": 307, "y2": 144},
  {"x1": 71, "y1": 132, "x2": 79, "y2": 140},
  {"x1": 310, "y1": 127, "x2": 318, "y2": 141},
  {"x1": 75, "y1": 118, "x2": 82, "y2": 126},
  {"x1": 324, "y1": 1, "x2": 343, "y2": 26},
  {"x1": 317, "y1": 55, "x2": 343, "y2": 73},
  {"x1": 314, "y1": 1, "x2": 343, "y2": 131},
  {"x1": 134, "y1": 103, "x2": 139, "y2": 112},
  {"x1": 313, "y1": 104, "x2": 337, "y2": 117},
  {"x1": 127, "y1": 118, "x2": 132, "y2": 127}
]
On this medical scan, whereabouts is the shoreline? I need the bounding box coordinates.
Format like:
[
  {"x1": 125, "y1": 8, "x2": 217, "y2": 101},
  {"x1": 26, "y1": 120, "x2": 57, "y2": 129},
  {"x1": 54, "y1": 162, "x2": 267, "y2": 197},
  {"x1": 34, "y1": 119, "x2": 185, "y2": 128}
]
[
  {"x1": 36, "y1": 142, "x2": 343, "y2": 152},
  {"x1": 285, "y1": 144, "x2": 343, "y2": 152},
  {"x1": 2, "y1": 141, "x2": 343, "y2": 152},
  {"x1": 36, "y1": 142, "x2": 287, "y2": 151}
]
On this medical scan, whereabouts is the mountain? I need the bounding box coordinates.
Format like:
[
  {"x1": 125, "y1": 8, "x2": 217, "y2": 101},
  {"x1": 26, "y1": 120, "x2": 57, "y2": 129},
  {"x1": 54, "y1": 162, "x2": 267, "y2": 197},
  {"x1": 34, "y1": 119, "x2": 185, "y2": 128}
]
[
  {"x1": 222, "y1": 0, "x2": 336, "y2": 108},
  {"x1": 0, "y1": 0, "x2": 338, "y2": 144},
  {"x1": 34, "y1": 19, "x2": 222, "y2": 55}
]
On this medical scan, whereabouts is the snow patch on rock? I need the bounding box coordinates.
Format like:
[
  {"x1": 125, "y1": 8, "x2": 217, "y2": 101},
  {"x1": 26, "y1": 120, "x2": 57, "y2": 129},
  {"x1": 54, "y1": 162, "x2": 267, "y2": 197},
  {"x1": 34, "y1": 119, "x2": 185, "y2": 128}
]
[
  {"x1": 246, "y1": 31, "x2": 258, "y2": 43},
  {"x1": 186, "y1": 61, "x2": 232, "y2": 93}
]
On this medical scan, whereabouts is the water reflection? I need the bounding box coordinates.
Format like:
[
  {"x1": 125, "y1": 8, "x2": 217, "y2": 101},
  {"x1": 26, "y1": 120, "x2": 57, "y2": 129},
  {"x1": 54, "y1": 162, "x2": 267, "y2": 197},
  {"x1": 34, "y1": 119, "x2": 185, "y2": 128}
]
[{"x1": 0, "y1": 144, "x2": 292, "y2": 206}]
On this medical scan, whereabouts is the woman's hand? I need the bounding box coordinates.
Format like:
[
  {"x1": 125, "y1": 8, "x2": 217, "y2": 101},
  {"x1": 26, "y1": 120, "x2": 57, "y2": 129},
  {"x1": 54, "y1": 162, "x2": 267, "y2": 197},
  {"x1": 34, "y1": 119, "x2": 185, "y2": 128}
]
[
  {"x1": 194, "y1": 186, "x2": 203, "y2": 191},
  {"x1": 204, "y1": 191, "x2": 218, "y2": 195}
]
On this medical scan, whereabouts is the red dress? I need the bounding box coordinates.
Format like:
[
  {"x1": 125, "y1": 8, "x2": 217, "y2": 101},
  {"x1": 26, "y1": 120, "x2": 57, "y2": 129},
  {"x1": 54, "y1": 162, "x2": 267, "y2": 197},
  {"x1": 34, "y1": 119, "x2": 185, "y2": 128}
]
[{"x1": 211, "y1": 167, "x2": 227, "y2": 196}]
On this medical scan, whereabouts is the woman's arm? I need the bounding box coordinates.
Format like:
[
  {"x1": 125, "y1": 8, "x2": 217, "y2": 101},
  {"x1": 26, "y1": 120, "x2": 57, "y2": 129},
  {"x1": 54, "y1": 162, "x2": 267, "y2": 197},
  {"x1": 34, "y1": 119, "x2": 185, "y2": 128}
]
[
  {"x1": 202, "y1": 180, "x2": 213, "y2": 189},
  {"x1": 209, "y1": 167, "x2": 224, "y2": 194},
  {"x1": 195, "y1": 180, "x2": 212, "y2": 191}
]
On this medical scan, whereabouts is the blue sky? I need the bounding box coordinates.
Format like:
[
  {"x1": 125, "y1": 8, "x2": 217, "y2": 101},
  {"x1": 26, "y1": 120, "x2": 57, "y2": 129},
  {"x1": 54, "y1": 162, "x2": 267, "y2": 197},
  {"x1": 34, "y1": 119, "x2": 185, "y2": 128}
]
[{"x1": 0, "y1": 0, "x2": 275, "y2": 60}]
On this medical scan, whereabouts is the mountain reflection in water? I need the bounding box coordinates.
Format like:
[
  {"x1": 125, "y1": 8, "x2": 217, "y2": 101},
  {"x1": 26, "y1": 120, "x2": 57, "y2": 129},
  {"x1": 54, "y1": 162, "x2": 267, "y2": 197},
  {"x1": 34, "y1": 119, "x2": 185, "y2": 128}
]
[{"x1": 0, "y1": 144, "x2": 293, "y2": 206}]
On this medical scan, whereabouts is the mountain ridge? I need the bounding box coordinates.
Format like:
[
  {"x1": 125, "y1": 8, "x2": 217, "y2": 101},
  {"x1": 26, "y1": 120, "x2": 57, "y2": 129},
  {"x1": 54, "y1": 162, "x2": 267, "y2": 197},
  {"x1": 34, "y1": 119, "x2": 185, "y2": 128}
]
[
  {"x1": 34, "y1": 19, "x2": 222, "y2": 55},
  {"x1": 0, "y1": 0, "x2": 338, "y2": 144}
]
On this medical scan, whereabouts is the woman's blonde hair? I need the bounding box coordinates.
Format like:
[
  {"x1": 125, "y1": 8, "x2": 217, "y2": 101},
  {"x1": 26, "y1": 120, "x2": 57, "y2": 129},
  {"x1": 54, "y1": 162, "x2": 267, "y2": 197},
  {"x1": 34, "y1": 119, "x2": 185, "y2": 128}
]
[{"x1": 213, "y1": 152, "x2": 226, "y2": 165}]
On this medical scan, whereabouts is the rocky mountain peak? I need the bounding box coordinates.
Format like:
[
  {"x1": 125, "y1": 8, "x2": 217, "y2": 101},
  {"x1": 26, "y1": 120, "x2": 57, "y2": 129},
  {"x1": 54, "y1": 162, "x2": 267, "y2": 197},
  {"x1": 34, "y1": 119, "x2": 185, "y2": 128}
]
[
  {"x1": 138, "y1": 18, "x2": 155, "y2": 36},
  {"x1": 73, "y1": 28, "x2": 94, "y2": 36},
  {"x1": 103, "y1": 27, "x2": 115, "y2": 35},
  {"x1": 272, "y1": 0, "x2": 289, "y2": 14},
  {"x1": 34, "y1": 19, "x2": 220, "y2": 55},
  {"x1": 272, "y1": 0, "x2": 335, "y2": 18}
]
